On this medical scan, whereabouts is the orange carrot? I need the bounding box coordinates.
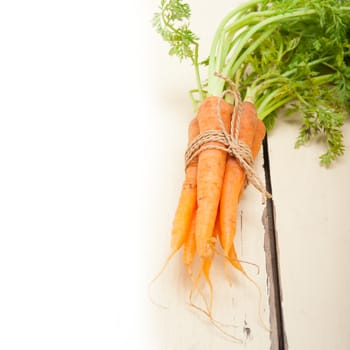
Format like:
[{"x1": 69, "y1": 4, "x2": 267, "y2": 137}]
[
  {"x1": 251, "y1": 118, "x2": 266, "y2": 160},
  {"x1": 202, "y1": 256, "x2": 214, "y2": 314},
  {"x1": 183, "y1": 210, "x2": 197, "y2": 276},
  {"x1": 219, "y1": 101, "x2": 258, "y2": 271},
  {"x1": 226, "y1": 114, "x2": 266, "y2": 272},
  {"x1": 191, "y1": 218, "x2": 218, "y2": 314},
  {"x1": 201, "y1": 214, "x2": 221, "y2": 313},
  {"x1": 170, "y1": 118, "x2": 200, "y2": 253},
  {"x1": 237, "y1": 117, "x2": 266, "y2": 198},
  {"x1": 150, "y1": 118, "x2": 200, "y2": 296},
  {"x1": 195, "y1": 96, "x2": 233, "y2": 258}
]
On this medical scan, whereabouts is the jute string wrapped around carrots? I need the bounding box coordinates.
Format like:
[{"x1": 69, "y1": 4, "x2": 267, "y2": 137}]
[{"x1": 185, "y1": 73, "x2": 271, "y2": 200}]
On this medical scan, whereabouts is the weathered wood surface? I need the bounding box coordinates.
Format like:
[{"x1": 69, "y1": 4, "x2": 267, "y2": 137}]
[
  {"x1": 268, "y1": 119, "x2": 350, "y2": 350},
  {"x1": 147, "y1": 1, "x2": 272, "y2": 348},
  {"x1": 147, "y1": 0, "x2": 350, "y2": 349}
]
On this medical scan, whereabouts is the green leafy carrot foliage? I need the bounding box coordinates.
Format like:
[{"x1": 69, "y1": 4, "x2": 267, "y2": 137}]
[
  {"x1": 153, "y1": 0, "x2": 198, "y2": 61},
  {"x1": 154, "y1": 0, "x2": 350, "y2": 165}
]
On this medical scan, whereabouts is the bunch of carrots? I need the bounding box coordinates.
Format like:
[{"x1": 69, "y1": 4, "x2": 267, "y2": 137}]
[
  {"x1": 170, "y1": 92, "x2": 267, "y2": 306},
  {"x1": 153, "y1": 0, "x2": 350, "y2": 319}
]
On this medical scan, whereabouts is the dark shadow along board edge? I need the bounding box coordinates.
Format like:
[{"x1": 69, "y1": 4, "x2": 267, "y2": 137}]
[{"x1": 262, "y1": 136, "x2": 288, "y2": 350}]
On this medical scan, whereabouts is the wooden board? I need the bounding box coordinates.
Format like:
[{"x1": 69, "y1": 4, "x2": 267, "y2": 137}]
[
  {"x1": 268, "y1": 119, "x2": 350, "y2": 350},
  {"x1": 147, "y1": 0, "x2": 273, "y2": 348},
  {"x1": 147, "y1": 1, "x2": 350, "y2": 349}
]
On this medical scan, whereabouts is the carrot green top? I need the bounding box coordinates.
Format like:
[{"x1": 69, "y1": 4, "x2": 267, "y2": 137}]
[{"x1": 153, "y1": 0, "x2": 350, "y2": 166}]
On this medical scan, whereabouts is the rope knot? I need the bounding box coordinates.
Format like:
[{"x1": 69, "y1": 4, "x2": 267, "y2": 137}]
[{"x1": 226, "y1": 137, "x2": 253, "y2": 167}]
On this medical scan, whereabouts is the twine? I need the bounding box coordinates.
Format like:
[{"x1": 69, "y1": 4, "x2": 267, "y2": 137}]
[{"x1": 185, "y1": 72, "x2": 271, "y2": 199}]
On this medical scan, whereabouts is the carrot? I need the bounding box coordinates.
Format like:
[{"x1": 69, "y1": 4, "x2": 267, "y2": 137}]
[
  {"x1": 151, "y1": 118, "x2": 200, "y2": 286},
  {"x1": 237, "y1": 117, "x2": 266, "y2": 198},
  {"x1": 170, "y1": 118, "x2": 199, "y2": 253},
  {"x1": 219, "y1": 101, "x2": 258, "y2": 280},
  {"x1": 195, "y1": 96, "x2": 233, "y2": 258},
  {"x1": 201, "y1": 214, "x2": 221, "y2": 313},
  {"x1": 226, "y1": 115, "x2": 266, "y2": 272},
  {"x1": 202, "y1": 256, "x2": 214, "y2": 313},
  {"x1": 183, "y1": 210, "x2": 197, "y2": 277},
  {"x1": 251, "y1": 118, "x2": 266, "y2": 161},
  {"x1": 190, "y1": 218, "x2": 218, "y2": 315}
]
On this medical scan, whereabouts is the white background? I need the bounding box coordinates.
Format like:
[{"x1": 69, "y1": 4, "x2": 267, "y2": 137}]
[
  {"x1": 0, "y1": 1, "x2": 250, "y2": 348},
  {"x1": 0, "y1": 1, "x2": 158, "y2": 348}
]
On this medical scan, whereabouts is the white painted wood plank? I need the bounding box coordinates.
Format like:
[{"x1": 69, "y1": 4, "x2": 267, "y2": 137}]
[
  {"x1": 146, "y1": 1, "x2": 271, "y2": 348},
  {"x1": 268, "y1": 118, "x2": 350, "y2": 350}
]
